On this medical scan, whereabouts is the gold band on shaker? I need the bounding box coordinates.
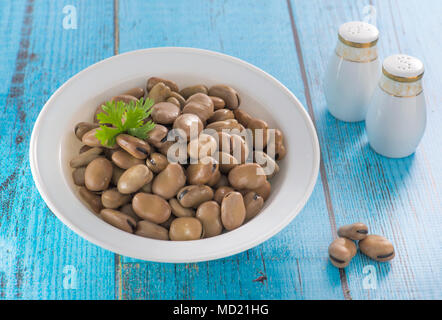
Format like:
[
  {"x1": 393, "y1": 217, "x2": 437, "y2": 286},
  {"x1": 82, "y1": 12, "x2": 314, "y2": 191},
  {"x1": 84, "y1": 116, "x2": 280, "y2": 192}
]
[
  {"x1": 378, "y1": 84, "x2": 423, "y2": 98},
  {"x1": 335, "y1": 51, "x2": 378, "y2": 63},
  {"x1": 382, "y1": 67, "x2": 424, "y2": 83},
  {"x1": 338, "y1": 34, "x2": 378, "y2": 48}
]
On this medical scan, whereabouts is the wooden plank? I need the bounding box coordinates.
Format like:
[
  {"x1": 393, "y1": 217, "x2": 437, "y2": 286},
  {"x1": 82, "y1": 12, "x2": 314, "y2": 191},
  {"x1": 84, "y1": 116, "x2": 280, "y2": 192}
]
[
  {"x1": 289, "y1": 0, "x2": 442, "y2": 299},
  {"x1": 118, "y1": 0, "x2": 345, "y2": 300},
  {"x1": 0, "y1": 0, "x2": 116, "y2": 299}
]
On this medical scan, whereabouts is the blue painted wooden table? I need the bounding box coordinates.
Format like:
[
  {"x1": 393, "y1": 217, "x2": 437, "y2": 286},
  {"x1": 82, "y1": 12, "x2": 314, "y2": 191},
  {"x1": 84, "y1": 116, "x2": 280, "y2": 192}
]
[{"x1": 1, "y1": 0, "x2": 441, "y2": 300}]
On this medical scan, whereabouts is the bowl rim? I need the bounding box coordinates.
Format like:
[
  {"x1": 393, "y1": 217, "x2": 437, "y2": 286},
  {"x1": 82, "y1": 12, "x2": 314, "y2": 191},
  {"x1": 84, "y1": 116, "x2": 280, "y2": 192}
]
[{"x1": 29, "y1": 47, "x2": 320, "y2": 262}]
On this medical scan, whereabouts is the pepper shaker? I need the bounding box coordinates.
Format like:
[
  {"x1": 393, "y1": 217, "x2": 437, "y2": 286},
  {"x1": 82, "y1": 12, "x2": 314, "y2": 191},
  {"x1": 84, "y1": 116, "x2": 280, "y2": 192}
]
[
  {"x1": 324, "y1": 21, "x2": 380, "y2": 122},
  {"x1": 366, "y1": 54, "x2": 426, "y2": 158}
]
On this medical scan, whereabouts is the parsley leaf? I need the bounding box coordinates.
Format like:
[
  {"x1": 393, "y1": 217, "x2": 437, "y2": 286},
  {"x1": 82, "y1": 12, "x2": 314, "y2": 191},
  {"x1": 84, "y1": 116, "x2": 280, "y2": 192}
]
[{"x1": 94, "y1": 97, "x2": 155, "y2": 147}]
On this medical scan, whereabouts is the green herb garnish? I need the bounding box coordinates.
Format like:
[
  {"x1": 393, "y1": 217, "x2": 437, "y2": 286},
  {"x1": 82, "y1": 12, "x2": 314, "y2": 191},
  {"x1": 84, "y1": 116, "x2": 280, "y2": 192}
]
[{"x1": 95, "y1": 98, "x2": 155, "y2": 147}]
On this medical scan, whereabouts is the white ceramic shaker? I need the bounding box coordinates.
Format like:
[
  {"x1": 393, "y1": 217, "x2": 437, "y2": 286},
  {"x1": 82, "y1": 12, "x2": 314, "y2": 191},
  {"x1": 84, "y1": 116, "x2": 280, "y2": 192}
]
[
  {"x1": 324, "y1": 21, "x2": 380, "y2": 122},
  {"x1": 366, "y1": 54, "x2": 426, "y2": 158}
]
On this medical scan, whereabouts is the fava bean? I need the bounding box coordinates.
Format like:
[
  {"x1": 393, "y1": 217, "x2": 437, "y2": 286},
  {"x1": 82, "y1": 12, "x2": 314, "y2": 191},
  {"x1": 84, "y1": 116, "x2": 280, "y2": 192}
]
[
  {"x1": 100, "y1": 209, "x2": 136, "y2": 233},
  {"x1": 117, "y1": 164, "x2": 153, "y2": 194},
  {"x1": 338, "y1": 223, "x2": 369, "y2": 241},
  {"x1": 221, "y1": 191, "x2": 246, "y2": 230},
  {"x1": 135, "y1": 220, "x2": 169, "y2": 240},
  {"x1": 196, "y1": 201, "x2": 223, "y2": 238},
  {"x1": 152, "y1": 163, "x2": 186, "y2": 199},
  {"x1": 328, "y1": 237, "x2": 357, "y2": 268},
  {"x1": 169, "y1": 217, "x2": 202, "y2": 241},
  {"x1": 177, "y1": 185, "x2": 214, "y2": 208},
  {"x1": 132, "y1": 192, "x2": 171, "y2": 224},
  {"x1": 85, "y1": 158, "x2": 113, "y2": 191},
  {"x1": 359, "y1": 235, "x2": 395, "y2": 262}
]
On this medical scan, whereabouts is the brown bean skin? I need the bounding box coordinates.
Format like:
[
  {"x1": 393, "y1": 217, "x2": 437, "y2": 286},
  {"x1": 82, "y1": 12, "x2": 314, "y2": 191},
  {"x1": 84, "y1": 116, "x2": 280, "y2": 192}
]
[
  {"x1": 206, "y1": 119, "x2": 241, "y2": 132},
  {"x1": 146, "y1": 124, "x2": 168, "y2": 148},
  {"x1": 177, "y1": 185, "x2": 214, "y2": 208},
  {"x1": 196, "y1": 201, "x2": 223, "y2": 238},
  {"x1": 145, "y1": 152, "x2": 169, "y2": 173},
  {"x1": 111, "y1": 165, "x2": 125, "y2": 186},
  {"x1": 120, "y1": 203, "x2": 140, "y2": 222},
  {"x1": 100, "y1": 209, "x2": 137, "y2": 233},
  {"x1": 180, "y1": 85, "x2": 208, "y2": 99},
  {"x1": 249, "y1": 180, "x2": 271, "y2": 201},
  {"x1": 152, "y1": 163, "x2": 186, "y2": 199},
  {"x1": 167, "y1": 96, "x2": 180, "y2": 107},
  {"x1": 248, "y1": 118, "x2": 269, "y2": 149},
  {"x1": 132, "y1": 192, "x2": 171, "y2": 224},
  {"x1": 148, "y1": 82, "x2": 171, "y2": 103},
  {"x1": 70, "y1": 147, "x2": 103, "y2": 168},
  {"x1": 111, "y1": 150, "x2": 145, "y2": 169},
  {"x1": 82, "y1": 128, "x2": 102, "y2": 147},
  {"x1": 169, "y1": 91, "x2": 186, "y2": 108},
  {"x1": 147, "y1": 77, "x2": 179, "y2": 93},
  {"x1": 101, "y1": 188, "x2": 131, "y2": 209},
  {"x1": 79, "y1": 187, "x2": 103, "y2": 213},
  {"x1": 111, "y1": 94, "x2": 139, "y2": 104},
  {"x1": 243, "y1": 191, "x2": 264, "y2": 221},
  {"x1": 221, "y1": 191, "x2": 246, "y2": 230},
  {"x1": 214, "y1": 186, "x2": 234, "y2": 204},
  {"x1": 208, "y1": 85, "x2": 240, "y2": 110},
  {"x1": 116, "y1": 134, "x2": 151, "y2": 159},
  {"x1": 169, "y1": 198, "x2": 195, "y2": 217},
  {"x1": 173, "y1": 114, "x2": 204, "y2": 141},
  {"x1": 211, "y1": 175, "x2": 228, "y2": 190},
  {"x1": 254, "y1": 151, "x2": 279, "y2": 179},
  {"x1": 359, "y1": 235, "x2": 395, "y2": 262},
  {"x1": 135, "y1": 220, "x2": 169, "y2": 240},
  {"x1": 169, "y1": 217, "x2": 203, "y2": 241},
  {"x1": 233, "y1": 109, "x2": 252, "y2": 127},
  {"x1": 214, "y1": 151, "x2": 239, "y2": 174},
  {"x1": 187, "y1": 134, "x2": 217, "y2": 160},
  {"x1": 328, "y1": 237, "x2": 357, "y2": 268},
  {"x1": 230, "y1": 134, "x2": 249, "y2": 163},
  {"x1": 207, "y1": 169, "x2": 221, "y2": 187},
  {"x1": 124, "y1": 87, "x2": 145, "y2": 99},
  {"x1": 75, "y1": 122, "x2": 99, "y2": 141},
  {"x1": 338, "y1": 223, "x2": 369, "y2": 241},
  {"x1": 85, "y1": 158, "x2": 113, "y2": 191},
  {"x1": 117, "y1": 164, "x2": 153, "y2": 194},
  {"x1": 79, "y1": 145, "x2": 93, "y2": 154},
  {"x1": 209, "y1": 96, "x2": 225, "y2": 110},
  {"x1": 187, "y1": 158, "x2": 219, "y2": 185},
  {"x1": 268, "y1": 129, "x2": 286, "y2": 160},
  {"x1": 183, "y1": 101, "x2": 214, "y2": 123},
  {"x1": 72, "y1": 167, "x2": 86, "y2": 186},
  {"x1": 208, "y1": 109, "x2": 234, "y2": 123},
  {"x1": 151, "y1": 102, "x2": 180, "y2": 124},
  {"x1": 228, "y1": 163, "x2": 267, "y2": 190}
]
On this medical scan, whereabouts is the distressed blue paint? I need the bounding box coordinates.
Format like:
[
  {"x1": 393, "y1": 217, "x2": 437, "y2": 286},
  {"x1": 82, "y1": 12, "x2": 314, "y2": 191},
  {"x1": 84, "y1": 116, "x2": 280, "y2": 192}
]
[
  {"x1": 0, "y1": 0, "x2": 441, "y2": 299},
  {"x1": 0, "y1": 0, "x2": 115, "y2": 299}
]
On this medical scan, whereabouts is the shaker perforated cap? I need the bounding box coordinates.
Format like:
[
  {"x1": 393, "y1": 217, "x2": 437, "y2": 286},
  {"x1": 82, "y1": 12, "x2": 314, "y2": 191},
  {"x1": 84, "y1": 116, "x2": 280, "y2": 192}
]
[
  {"x1": 382, "y1": 54, "x2": 424, "y2": 82},
  {"x1": 338, "y1": 21, "x2": 379, "y2": 47}
]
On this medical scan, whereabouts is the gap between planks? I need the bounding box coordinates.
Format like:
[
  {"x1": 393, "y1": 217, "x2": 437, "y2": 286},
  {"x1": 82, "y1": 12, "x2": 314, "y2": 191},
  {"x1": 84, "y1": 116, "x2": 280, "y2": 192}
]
[{"x1": 286, "y1": 0, "x2": 352, "y2": 300}]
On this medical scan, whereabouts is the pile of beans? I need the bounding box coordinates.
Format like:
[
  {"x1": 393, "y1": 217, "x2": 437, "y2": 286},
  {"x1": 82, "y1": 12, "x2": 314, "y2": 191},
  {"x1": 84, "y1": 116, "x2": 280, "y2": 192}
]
[
  {"x1": 70, "y1": 77, "x2": 286, "y2": 241},
  {"x1": 328, "y1": 223, "x2": 395, "y2": 267}
]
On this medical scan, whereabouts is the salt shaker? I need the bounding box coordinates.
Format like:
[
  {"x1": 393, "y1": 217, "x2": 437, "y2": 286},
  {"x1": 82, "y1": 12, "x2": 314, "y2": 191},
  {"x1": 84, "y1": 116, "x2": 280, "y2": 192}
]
[
  {"x1": 366, "y1": 54, "x2": 426, "y2": 158},
  {"x1": 324, "y1": 21, "x2": 380, "y2": 122}
]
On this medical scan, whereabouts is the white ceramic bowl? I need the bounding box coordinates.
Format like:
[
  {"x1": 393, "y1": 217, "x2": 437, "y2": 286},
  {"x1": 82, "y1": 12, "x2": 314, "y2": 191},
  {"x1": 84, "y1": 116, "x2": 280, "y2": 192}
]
[{"x1": 30, "y1": 47, "x2": 319, "y2": 262}]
